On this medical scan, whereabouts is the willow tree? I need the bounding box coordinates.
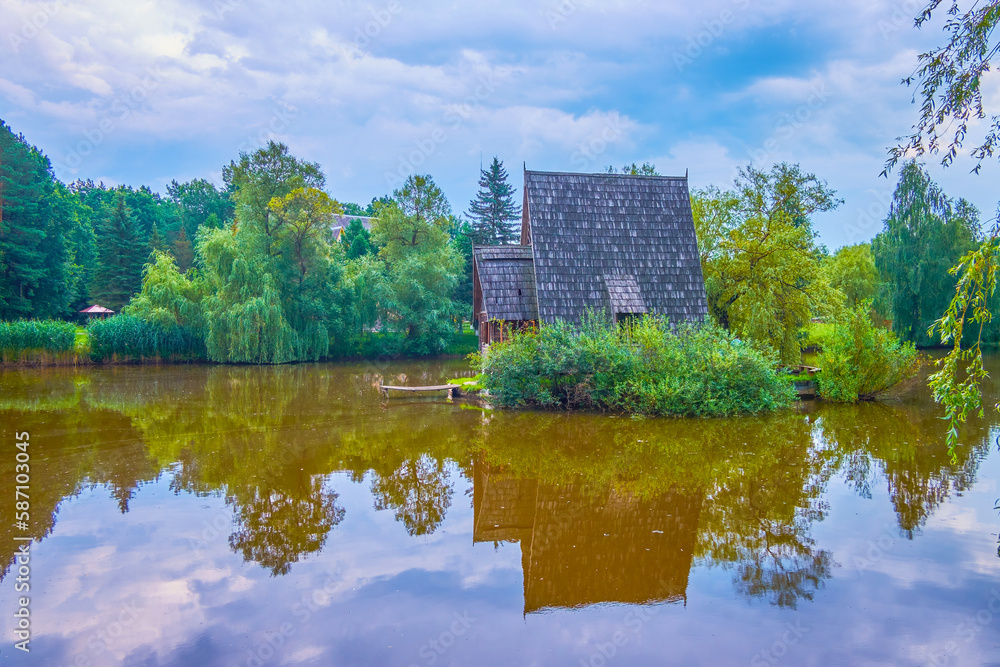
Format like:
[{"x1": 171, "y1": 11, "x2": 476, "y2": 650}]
[
  {"x1": 267, "y1": 186, "x2": 345, "y2": 358},
  {"x1": 872, "y1": 161, "x2": 980, "y2": 345},
  {"x1": 693, "y1": 163, "x2": 842, "y2": 363},
  {"x1": 222, "y1": 141, "x2": 325, "y2": 257},
  {"x1": 196, "y1": 144, "x2": 342, "y2": 363},
  {"x1": 885, "y1": 1, "x2": 1000, "y2": 454}
]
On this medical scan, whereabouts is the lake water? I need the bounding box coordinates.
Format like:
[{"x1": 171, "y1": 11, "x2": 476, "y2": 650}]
[{"x1": 1, "y1": 357, "x2": 999, "y2": 666}]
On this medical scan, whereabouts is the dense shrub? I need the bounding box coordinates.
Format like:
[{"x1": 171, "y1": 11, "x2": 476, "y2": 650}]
[
  {"x1": 817, "y1": 303, "x2": 919, "y2": 402},
  {"x1": 478, "y1": 314, "x2": 796, "y2": 417},
  {"x1": 87, "y1": 315, "x2": 205, "y2": 362}
]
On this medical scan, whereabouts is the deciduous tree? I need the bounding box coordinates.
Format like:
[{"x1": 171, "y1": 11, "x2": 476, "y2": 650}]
[{"x1": 693, "y1": 163, "x2": 842, "y2": 363}]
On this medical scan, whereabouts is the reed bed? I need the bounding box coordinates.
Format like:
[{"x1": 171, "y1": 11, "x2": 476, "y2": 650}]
[
  {"x1": 0, "y1": 320, "x2": 82, "y2": 365},
  {"x1": 87, "y1": 315, "x2": 205, "y2": 363}
]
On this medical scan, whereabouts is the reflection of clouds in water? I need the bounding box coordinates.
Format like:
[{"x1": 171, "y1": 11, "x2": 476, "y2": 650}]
[
  {"x1": 2, "y1": 360, "x2": 1000, "y2": 664},
  {"x1": 3, "y1": 468, "x2": 521, "y2": 666}
]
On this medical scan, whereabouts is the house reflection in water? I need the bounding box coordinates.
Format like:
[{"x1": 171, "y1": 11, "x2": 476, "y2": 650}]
[{"x1": 472, "y1": 458, "x2": 703, "y2": 613}]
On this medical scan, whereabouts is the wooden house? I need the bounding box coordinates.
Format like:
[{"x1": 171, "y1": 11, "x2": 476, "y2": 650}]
[{"x1": 472, "y1": 170, "x2": 708, "y2": 347}]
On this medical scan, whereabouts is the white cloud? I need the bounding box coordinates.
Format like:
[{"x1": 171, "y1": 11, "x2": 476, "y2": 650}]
[{"x1": 0, "y1": 0, "x2": 996, "y2": 246}]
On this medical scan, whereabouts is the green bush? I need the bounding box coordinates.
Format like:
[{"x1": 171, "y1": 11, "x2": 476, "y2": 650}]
[
  {"x1": 0, "y1": 320, "x2": 77, "y2": 357},
  {"x1": 817, "y1": 302, "x2": 919, "y2": 402},
  {"x1": 479, "y1": 314, "x2": 796, "y2": 417},
  {"x1": 802, "y1": 321, "x2": 835, "y2": 351},
  {"x1": 87, "y1": 315, "x2": 205, "y2": 362}
]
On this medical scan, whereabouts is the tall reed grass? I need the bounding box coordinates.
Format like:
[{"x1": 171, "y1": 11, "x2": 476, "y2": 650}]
[
  {"x1": 0, "y1": 320, "x2": 79, "y2": 365},
  {"x1": 87, "y1": 315, "x2": 205, "y2": 363}
]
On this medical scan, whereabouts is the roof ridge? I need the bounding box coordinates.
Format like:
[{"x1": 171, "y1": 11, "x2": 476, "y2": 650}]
[{"x1": 524, "y1": 169, "x2": 688, "y2": 181}]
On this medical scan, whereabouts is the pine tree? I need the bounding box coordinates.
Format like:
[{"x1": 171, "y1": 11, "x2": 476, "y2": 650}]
[
  {"x1": 466, "y1": 157, "x2": 521, "y2": 245},
  {"x1": 172, "y1": 225, "x2": 194, "y2": 273},
  {"x1": 91, "y1": 194, "x2": 148, "y2": 310},
  {"x1": 0, "y1": 120, "x2": 76, "y2": 319},
  {"x1": 149, "y1": 222, "x2": 167, "y2": 255}
]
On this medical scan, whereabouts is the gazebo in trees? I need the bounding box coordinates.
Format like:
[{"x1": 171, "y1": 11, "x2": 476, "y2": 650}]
[
  {"x1": 472, "y1": 169, "x2": 708, "y2": 348},
  {"x1": 79, "y1": 305, "x2": 115, "y2": 319}
]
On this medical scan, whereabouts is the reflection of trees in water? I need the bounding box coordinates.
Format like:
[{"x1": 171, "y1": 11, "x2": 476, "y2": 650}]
[
  {"x1": 228, "y1": 477, "x2": 345, "y2": 576},
  {"x1": 473, "y1": 410, "x2": 839, "y2": 608},
  {"x1": 0, "y1": 371, "x2": 161, "y2": 580},
  {"x1": 3, "y1": 359, "x2": 998, "y2": 597},
  {"x1": 371, "y1": 455, "x2": 453, "y2": 536},
  {"x1": 816, "y1": 402, "x2": 992, "y2": 538}
]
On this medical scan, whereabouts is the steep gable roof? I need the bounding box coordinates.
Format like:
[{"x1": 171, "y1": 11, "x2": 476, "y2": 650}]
[
  {"x1": 522, "y1": 170, "x2": 708, "y2": 324},
  {"x1": 473, "y1": 245, "x2": 539, "y2": 322}
]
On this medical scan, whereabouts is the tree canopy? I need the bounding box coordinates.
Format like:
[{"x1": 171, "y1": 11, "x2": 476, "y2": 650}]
[{"x1": 693, "y1": 163, "x2": 842, "y2": 363}]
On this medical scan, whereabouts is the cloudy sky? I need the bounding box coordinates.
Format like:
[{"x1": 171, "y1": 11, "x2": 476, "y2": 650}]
[{"x1": 1, "y1": 0, "x2": 998, "y2": 248}]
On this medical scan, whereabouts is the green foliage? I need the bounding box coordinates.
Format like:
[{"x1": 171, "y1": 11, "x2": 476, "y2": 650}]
[
  {"x1": 605, "y1": 162, "x2": 660, "y2": 176},
  {"x1": 0, "y1": 319, "x2": 76, "y2": 354},
  {"x1": 166, "y1": 178, "x2": 233, "y2": 238},
  {"x1": 885, "y1": 1, "x2": 1000, "y2": 173},
  {"x1": 802, "y1": 321, "x2": 835, "y2": 351},
  {"x1": 872, "y1": 160, "x2": 980, "y2": 346},
  {"x1": 885, "y1": 1, "x2": 1000, "y2": 457},
  {"x1": 479, "y1": 315, "x2": 796, "y2": 417},
  {"x1": 392, "y1": 174, "x2": 452, "y2": 225},
  {"x1": 171, "y1": 226, "x2": 194, "y2": 272},
  {"x1": 198, "y1": 228, "x2": 302, "y2": 364},
  {"x1": 817, "y1": 303, "x2": 919, "y2": 402},
  {"x1": 365, "y1": 176, "x2": 463, "y2": 356},
  {"x1": 388, "y1": 246, "x2": 461, "y2": 356},
  {"x1": 692, "y1": 163, "x2": 843, "y2": 364},
  {"x1": 223, "y1": 141, "x2": 325, "y2": 258},
  {"x1": 927, "y1": 234, "x2": 1000, "y2": 457},
  {"x1": 124, "y1": 251, "x2": 203, "y2": 332},
  {"x1": 87, "y1": 314, "x2": 203, "y2": 362},
  {"x1": 449, "y1": 220, "x2": 475, "y2": 311},
  {"x1": 342, "y1": 218, "x2": 373, "y2": 259},
  {"x1": 91, "y1": 193, "x2": 149, "y2": 310},
  {"x1": 0, "y1": 121, "x2": 82, "y2": 320},
  {"x1": 466, "y1": 157, "x2": 521, "y2": 244},
  {"x1": 824, "y1": 243, "x2": 879, "y2": 308}
]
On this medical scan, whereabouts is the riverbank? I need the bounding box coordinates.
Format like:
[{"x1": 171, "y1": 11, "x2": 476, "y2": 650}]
[{"x1": 0, "y1": 319, "x2": 480, "y2": 367}]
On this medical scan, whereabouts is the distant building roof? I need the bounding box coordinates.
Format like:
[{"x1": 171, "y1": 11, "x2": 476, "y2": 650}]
[
  {"x1": 330, "y1": 215, "x2": 374, "y2": 241},
  {"x1": 79, "y1": 305, "x2": 114, "y2": 314}
]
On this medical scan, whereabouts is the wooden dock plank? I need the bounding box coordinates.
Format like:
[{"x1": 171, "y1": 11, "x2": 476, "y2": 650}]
[{"x1": 379, "y1": 384, "x2": 462, "y2": 399}]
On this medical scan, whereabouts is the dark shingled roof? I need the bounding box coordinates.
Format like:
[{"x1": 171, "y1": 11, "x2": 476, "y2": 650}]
[
  {"x1": 522, "y1": 170, "x2": 708, "y2": 324},
  {"x1": 473, "y1": 245, "x2": 539, "y2": 322},
  {"x1": 603, "y1": 274, "x2": 647, "y2": 315}
]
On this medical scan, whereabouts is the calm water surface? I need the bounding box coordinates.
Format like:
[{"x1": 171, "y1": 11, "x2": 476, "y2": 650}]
[{"x1": 1, "y1": 357, "x2": 999, "y2": 666}]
